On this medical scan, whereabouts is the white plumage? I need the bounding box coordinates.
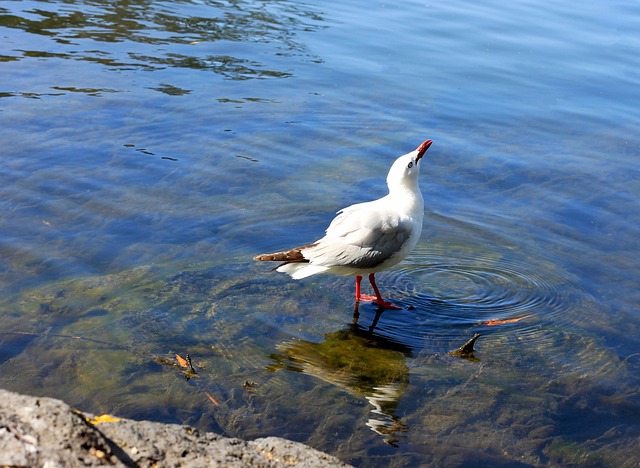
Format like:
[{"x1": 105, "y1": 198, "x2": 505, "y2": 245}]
[{"x1": 254, "y1": 139, "x2": 432, "y2": 309}]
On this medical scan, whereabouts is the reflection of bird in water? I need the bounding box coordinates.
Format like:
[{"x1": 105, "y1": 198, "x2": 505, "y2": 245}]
[
  {"x1": 363, "y1": 382, "x2": 409, "y2": 446},
  {"x1": 254, "y1": 140, "x2": 433, "y2": 310},
  {"x1": 268, "y1": 324, "x2": 412, "y2": 446}
]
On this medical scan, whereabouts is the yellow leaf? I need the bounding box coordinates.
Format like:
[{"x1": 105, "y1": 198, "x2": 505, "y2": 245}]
[
  {"x1": 89, "y1": 414, "x2": 121, "y2": 425},
  {"x1": 176, "y1": 354, "x2": 189, "y2": 368},
  {"x1": 485, "y1": 315, "x2": 532, "y2": 326}
]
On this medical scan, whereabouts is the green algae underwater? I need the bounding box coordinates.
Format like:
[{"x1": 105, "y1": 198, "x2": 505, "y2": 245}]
[{"x1": 1, "y1": 251, "x2": 638, "y2": 466}]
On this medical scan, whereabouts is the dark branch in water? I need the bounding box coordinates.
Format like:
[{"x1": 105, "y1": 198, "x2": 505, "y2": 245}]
[{"x1": 450, "y1": 333, "x2": 481, "y2": 361}]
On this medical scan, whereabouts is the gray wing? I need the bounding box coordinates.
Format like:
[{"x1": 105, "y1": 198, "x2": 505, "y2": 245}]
[{"x1": 305, "y1": 202, "x2": 413, "y2": 269}]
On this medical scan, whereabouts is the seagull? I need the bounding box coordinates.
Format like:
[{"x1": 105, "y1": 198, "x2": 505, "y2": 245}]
[{"x1": 254, "y1": 139, "x2": 432, "y2": 310}]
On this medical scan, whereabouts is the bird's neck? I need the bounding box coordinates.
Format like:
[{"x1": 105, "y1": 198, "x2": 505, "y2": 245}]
[{"x1": 387, "y1": 184, "x2": 424, "y2": 212}]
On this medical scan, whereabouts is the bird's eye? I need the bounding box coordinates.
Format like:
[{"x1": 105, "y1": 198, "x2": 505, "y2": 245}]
[{"x1": 407, "y1": 161, "x2": 413, "y2": 169}]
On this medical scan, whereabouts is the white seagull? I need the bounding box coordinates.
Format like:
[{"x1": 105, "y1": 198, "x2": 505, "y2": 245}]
[{"x1": 254, "y1": 139, "x2": 432, "y2": 309}]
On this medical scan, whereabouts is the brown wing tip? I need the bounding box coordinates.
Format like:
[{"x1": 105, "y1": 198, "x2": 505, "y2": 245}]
[
  {"x1": 253, "y1": 243, "x2": 317, "y2": 263},
  {"x1": 253, "y1": 253, "x2": 279, "y2": 261}
]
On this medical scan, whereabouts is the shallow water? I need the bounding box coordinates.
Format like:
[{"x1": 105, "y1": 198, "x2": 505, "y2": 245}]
[{"x1": 1, "y1": 0, "x2": 640, "y2": 466}]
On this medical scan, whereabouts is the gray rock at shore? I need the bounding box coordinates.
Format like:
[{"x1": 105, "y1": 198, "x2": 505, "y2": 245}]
[{"x1": 0, "y1": 389, "x2": 350, "y2": 467}]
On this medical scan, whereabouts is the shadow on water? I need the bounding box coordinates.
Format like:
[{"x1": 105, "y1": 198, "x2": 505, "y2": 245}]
[
  {"x1": 267, "y1": 303, "x2": 482, "y2": 448},
  {"x1": 268, "y1": 318, "x2": 414, "y2": 447}
]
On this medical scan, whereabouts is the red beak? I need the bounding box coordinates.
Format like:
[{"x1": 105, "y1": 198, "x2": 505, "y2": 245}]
[{"x1": 416, "y1": 139, "x2": 433, "y2": 161}]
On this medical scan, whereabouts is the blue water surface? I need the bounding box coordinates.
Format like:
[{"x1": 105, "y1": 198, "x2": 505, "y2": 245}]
[{"x1": 1, "y1": 0, "x2": 639, "y2": 465}]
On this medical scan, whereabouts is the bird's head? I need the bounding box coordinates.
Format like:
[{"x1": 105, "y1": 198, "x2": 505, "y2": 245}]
[{"x1": 386, "y1": 139, "x2": 432, "y2": 192}]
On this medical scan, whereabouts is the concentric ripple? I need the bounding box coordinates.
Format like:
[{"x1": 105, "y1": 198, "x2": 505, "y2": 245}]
[
  {"x1": 391, "y1": 250, "x2": 567, "y2": 324},
  {"x1": 357, "y1": 242, "x2": 596, "y2": 356}
]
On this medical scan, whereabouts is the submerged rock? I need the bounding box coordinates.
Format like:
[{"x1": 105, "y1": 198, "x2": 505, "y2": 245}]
[{"x1": 0, "y1": 388, "x2": 350, "y2": 467}]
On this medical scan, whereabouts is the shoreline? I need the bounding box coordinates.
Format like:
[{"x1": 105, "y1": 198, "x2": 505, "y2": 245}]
[{"x1": 0, "y1": 388, "x2": 350, "y2": 467}]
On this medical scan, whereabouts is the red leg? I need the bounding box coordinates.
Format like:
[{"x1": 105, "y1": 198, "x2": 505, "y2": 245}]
[
  {"x1": 353, "y1": 277, "x2": 362, "y2": 321},
  {"x1": 356, "y1": 274, "x2": 378, "y2": 303},
  {"x1": 355, "y1": 274, "x2": 401, "y2": 309},
  {"x1": 368, "y1": 273, "x2": 401, "y2": 310}
]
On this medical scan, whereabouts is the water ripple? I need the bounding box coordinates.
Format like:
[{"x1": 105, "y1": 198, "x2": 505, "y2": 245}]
[{"x1": 359, "y1": 242, "x2": 590, "y2": 355}]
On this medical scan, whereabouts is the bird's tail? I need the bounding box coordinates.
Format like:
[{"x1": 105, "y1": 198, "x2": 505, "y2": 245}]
[
  {"x1": 277, "y1": 262, "x2": 329, "y2": 279},
  {"x1": 252, "y1": 243, "x2": 316, "y2": 264},
  {"x1": 254, "y1": 244, "x2": 329, "y2": 278}
]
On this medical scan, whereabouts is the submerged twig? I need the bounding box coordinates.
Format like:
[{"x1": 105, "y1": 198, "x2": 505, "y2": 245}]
[{"x1": 449, "y1": 333, "x2": 481, "y2": 361}]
